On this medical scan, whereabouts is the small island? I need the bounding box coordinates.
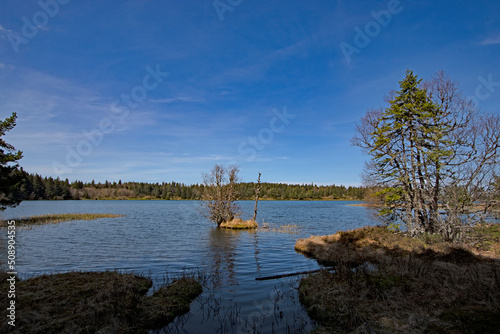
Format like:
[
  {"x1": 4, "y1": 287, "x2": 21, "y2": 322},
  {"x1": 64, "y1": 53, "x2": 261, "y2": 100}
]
[{"x1": 220, "y1": 218, "x2": 258, "y2": 229}]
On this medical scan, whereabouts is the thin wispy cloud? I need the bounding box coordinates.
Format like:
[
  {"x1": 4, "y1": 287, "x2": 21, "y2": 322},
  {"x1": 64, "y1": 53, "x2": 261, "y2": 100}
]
[
  {"x1": 149, "y1": 96, "x2": 203, "y2": 104},
  {"x1": 0, "y1": 70, "x2": 112, "y2": 130},
  {"x1": 479, "y1": 35, "x2": 500, "y2": 45},
  {"x1": 10, "y1": 131, "x2": 82, "y2": 145},
  {"x1": 0, "y1": 63, "x2": 14, "y2": 69},
  {"x1": 210, "y1": 39, "x2": 311, "y2": 85}
]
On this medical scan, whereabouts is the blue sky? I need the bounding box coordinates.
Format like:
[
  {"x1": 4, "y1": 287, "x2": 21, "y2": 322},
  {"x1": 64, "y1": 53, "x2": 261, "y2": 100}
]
[{"x1": 0, "y1": 0, "x2": 499, "y2": 186}]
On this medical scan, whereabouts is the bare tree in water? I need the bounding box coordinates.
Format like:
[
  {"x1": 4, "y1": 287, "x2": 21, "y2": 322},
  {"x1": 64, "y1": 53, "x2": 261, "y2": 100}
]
[{"x1": 202, "y1": 164, "x2": 241, "y2": 226}]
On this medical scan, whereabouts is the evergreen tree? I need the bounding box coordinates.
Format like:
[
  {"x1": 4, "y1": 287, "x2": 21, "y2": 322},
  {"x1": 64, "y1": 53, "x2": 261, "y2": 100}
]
[
  {"x1": 353, "y1": 70, "x2": 500, "y2": 240},
  {"x1": 0, "y1": 113, "x2": 23, "y2": 210},
  {"x1": 19, "y1": 169, "x2": 33, "y2": 199}
]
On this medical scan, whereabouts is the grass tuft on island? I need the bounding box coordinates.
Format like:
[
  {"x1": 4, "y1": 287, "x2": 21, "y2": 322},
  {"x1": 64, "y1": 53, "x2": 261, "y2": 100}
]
[
  {"x1": 0, "y1": 270, "x2": 202, "y2": 333},
  {"x1": 220, "y1": 218, "x2": 258, "y2": 229},
  {"x1": 1, "y1": 213, "x2": 123, "y2": 227},
  {"x1": 295, "y1": 225, "x2": 500, "y2": 334}
]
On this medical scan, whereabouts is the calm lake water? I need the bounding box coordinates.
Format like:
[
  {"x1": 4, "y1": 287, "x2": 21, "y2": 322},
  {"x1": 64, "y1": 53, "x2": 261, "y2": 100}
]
[{"x1": 0, "y1": 200, "x2": 377, "y2": 333}]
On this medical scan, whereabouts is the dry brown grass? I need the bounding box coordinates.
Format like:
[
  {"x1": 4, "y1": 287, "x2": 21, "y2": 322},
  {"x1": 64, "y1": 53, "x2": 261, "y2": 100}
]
[
  {"x1": 220, "y1": 218, "x2": 258, "y2": 229},
  {"x1": 296, "y1": 225, "x2": 500, "y2": 333},
  {"x1": 0, "y1": 271, "x2": 202, "y2": 333},
  {"x1": 0, "y1": 213, "x2": 123, "y2": 227},
  {"x1": 295, "y1": 225, "x2": 499, "y2": 266}
]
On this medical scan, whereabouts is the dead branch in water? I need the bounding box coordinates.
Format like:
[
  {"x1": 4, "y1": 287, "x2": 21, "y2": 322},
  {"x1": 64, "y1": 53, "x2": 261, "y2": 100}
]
[{"x1": 256, "y1": 267, "x2": 334, "y2": 281}]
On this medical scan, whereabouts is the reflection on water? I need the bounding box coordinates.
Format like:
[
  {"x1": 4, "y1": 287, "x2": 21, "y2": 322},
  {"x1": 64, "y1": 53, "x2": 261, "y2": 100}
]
[
  {"x1": 0, "y1": 200, "x2": 377, "y2": 333},
  {"x1": 253, "y1": 232, "x2": 262, "y2": 278},
  {"x1": 209, "y1": 227, "x2": 240, "y2": 288}
]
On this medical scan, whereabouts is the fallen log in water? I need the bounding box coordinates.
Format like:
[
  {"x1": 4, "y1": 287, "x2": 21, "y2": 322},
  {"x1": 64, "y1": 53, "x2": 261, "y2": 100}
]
[{"x1": 255, "y1": 267, "x2": 334, "y2": 281}]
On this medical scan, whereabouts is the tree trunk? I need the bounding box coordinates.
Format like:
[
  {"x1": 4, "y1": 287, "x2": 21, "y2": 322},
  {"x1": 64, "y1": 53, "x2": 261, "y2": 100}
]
[{"x1": 253, "y1": 172, "x2": 261, "y2": 221}]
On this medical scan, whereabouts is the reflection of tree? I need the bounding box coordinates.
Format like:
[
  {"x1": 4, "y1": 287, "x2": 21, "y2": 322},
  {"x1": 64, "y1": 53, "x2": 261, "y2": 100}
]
[
  {"x1": 208, "y1": 228, "x2": 239, "y2": 287},
  {"x1": 253, "y1": 233, "x2": 262, "y2": 277}
]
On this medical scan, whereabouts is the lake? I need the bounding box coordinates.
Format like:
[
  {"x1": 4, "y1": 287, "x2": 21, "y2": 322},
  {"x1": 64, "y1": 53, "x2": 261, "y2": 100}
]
[{"x1": 0, "y1": 200, "x2": 377, "y2": 333}]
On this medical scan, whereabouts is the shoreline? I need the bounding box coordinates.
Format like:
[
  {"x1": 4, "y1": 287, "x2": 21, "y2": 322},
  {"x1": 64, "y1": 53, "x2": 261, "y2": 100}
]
[
  {"x1": 10, "y1": 198, "x2": 364, "y2": 202},
  {"x1": 295, "y1": 225, "x2": 500, "y2": 333}
]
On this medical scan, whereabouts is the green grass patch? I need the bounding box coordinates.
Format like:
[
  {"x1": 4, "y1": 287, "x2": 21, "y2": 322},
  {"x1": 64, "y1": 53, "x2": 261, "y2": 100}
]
[
  {"x1": 1, "y1": 213, "x2": 123, "y2": 227},
  {"x1": 0, "y1": 271, "x2": 202, "y2": 333}
]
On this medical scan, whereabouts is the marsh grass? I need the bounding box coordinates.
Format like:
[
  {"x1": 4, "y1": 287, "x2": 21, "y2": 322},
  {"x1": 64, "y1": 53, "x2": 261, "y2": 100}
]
[
  {"x1": 296, "y1": 225, "x2": 500, "y2": 333},
  {"x1": 220, "y1": 218, "x2": 258, "y2": 229},
  {"x1": 0, "y1": 270, "x2": 202, "y2": 333},
  {"x1": 0, "y1": 213, "x2": 123, "y2": 227},
  {"x1": 260, "y1": 222, "x2": 302, "y2": 234}
]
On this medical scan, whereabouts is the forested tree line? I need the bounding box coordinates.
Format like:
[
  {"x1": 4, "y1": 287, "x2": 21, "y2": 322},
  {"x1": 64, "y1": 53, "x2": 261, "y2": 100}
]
[{"x1": 12, "y1": 169, "x2": 366, "y2": 201}]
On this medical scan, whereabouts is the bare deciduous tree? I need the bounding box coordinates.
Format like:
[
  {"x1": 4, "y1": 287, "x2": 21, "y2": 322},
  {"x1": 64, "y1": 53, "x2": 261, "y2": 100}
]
[{"x1": 202, "y1": 164, "x2": 241, "y2": 226}]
